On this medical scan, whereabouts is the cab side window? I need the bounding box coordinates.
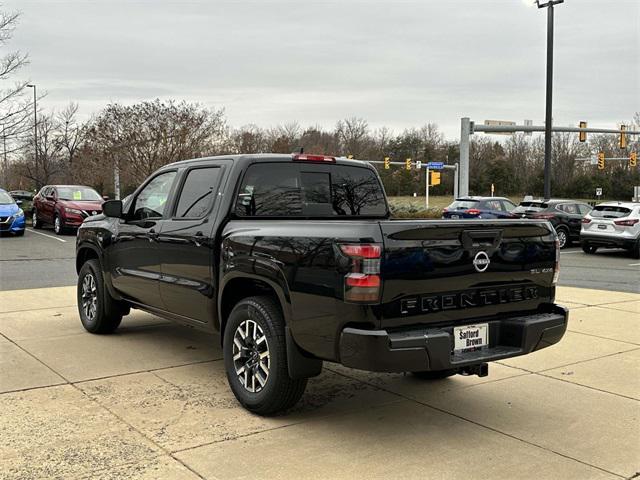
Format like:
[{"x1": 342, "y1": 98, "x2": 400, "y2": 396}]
[
  {"x1": 174, "y1": 167, "x2": 221, "y2": 218},
  {"x1": 131, "y1": 171, "x2": 177, "y2": 221}
]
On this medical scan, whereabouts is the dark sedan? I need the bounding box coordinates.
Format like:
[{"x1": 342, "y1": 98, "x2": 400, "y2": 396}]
[{"x1": 442, "y1": 197, "x2": 517, "y2": 220}]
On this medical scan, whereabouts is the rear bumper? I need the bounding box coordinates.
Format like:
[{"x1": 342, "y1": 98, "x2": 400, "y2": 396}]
[
  {"x1": 580, "y1": 233, "x2": 638, "y2": 249},
  {"x1": 339, "y1": 305, "x2": 568, "y2": 372}
]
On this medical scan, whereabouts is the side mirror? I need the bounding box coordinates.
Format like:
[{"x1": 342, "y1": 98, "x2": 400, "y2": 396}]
[
  {"x1": 15, "y1": 199, "x2": 23, "y2": 206},
  {"x1": 103, "y1": 200, "x2": 123, "y2": 218},
  {"x1": 46, "y1": 195, "x2": 55, "y2": 201}
]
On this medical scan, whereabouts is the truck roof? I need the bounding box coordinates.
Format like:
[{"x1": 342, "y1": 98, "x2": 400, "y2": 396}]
[{"x1": 162, "y1": 153, "x2": 374, "y2": 170}]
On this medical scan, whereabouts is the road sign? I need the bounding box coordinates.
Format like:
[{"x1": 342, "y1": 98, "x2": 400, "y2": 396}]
[
  {"x1": 524, "y1": 119, "x2": 533, "y2": 137},
  {"x1": 596, "y1": 188, "x2": 603, "y2": 197},
  {"x1": 589, "y1": 155, "x2": 598, "y2": 165},
  {"x1": 484, "y1": 120, "x2": 515, "y2": 135},
  {"x1": 427, "y1": 162, "x2": 444, "y2": 170},
  {"x1": 415, "y1": 160, "x2": 422, "y2": 170},
  {"x1": 430, "y1": 171, "x2": 441, "y2": 186}
]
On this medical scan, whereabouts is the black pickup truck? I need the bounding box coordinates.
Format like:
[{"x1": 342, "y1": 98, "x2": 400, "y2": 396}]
[{"x1": 75, "y1": 154, "x2": 568, "y2": 414}]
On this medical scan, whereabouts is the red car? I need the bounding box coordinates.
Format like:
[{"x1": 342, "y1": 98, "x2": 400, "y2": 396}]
[{"x1": 32, "y1": 185, "x2": 105, "y2": 234}]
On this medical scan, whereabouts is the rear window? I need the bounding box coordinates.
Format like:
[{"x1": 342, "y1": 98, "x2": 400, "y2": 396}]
[
  {"x1": 447, "y1": 200, "x2": 479, "y2": 210},
  {"x1": 235, "y1": 162, "x2": 387, "y2": 217},
  {"x1": 514, "y1": 201, "x2": 548, "y2": 213},
  {"x1": 590, "y1": 206, "x2": 632, "y2": 219}
]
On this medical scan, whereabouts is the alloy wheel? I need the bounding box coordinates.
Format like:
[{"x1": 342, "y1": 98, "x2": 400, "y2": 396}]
[
  {"x1": 54, "y1": 216, "x2": 61, "y2": 234},
  {"x1": 232, "y1": 319, "x2": 270, "y2": 393},
  {"x1": 557, "y1": 230, "x2": 567, "y2": 248},
  {"x1": 81, "y1": 273, "x2": 98, "y2": 322}
]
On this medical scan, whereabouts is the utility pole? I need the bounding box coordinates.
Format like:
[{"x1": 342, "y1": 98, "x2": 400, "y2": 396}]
[
  {"x1": 27, "y1": 84, "x2": 38, "y2": 187},
  {"x1": 536, "y1": 0, "x2": 564, "y2": 200}
]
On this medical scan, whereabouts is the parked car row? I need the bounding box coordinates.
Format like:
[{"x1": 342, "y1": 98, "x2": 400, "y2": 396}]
[{"x1": 443, "y1": 196, "x2": 640, "y2": 257}]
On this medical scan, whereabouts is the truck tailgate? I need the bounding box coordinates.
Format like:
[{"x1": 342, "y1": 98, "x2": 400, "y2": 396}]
[{"x1": 378, "y1": 219, "x2": 557, "y2": 328}]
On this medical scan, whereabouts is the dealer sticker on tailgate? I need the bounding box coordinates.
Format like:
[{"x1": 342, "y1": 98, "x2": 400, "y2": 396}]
[{"x1": 454, "y1": 324, "x2": 488, "y2": 352}]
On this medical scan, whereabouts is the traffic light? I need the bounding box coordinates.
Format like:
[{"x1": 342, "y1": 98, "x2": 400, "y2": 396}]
[
  {"x1": 430, "y1": 171, "x2": 441, "y2": 186},
  {"x1": 597, "y1": 152, "x2": 605, "y2": 170},
  {"x1": 630, "y1": 152, "x2": 637, "y2": 168},
  {"x1": 620, "y1": 125, "x2": 627, "y2": 149},
  {"x1": 405, "y1": 158, "x2": 412, "y2": 170},
  {"x1": 579, "y1": 121, "x2": 587, "y2": 142},
  {"x1": 384, "y1": 156, "x2": 390, "y2": 169}
]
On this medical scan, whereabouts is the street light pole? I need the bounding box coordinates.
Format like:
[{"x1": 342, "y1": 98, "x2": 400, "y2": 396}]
[
  {"x1": 27, "y1": 84, "x2": 38, "y2": 187},
  {"x1": 536, "y1": 0, "x2": 563, "y2": 200}
]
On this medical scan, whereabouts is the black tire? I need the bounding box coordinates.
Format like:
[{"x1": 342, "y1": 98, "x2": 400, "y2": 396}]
[
  {"x1": 32, "y1": 209, "x2": 42, "y2": 229},
  {"x1": 14, "y1": 230, "x2": 25, "y2": 237},
  {"x1": 631, "y1": 241, "x2": 640, "y2": 260},
  {"x1": 53, "y1": 214, "x2": 65, "y2": 235},
  {"x1": 223, "y1": 296, "x2": 307, "y2": 415},
  {"x1": 411, "y1": 369, "x2": 458, "y2": 380},
  {"x1": 77, "y1": 259, "x2": 123, "y2": 334},
  {"x1": 556, "y1": 227, "x2": 569, "y2": 249},
  {"x1": 581, "y1": 242, "x2": 597, "y2": 254}
]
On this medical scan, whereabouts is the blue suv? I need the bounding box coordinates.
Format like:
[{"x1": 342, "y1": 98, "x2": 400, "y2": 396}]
[
  {"x1": 0, "y1": 188, "x2": 26, "y2": 236},
  {"x1": 442, "y1": 196, "x2": 517, "y2": 219}
]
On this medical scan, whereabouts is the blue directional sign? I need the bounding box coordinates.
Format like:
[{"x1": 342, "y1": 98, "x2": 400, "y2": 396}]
[{"x1": 427, "y1": 162, "x2": 444, "y2": 169}]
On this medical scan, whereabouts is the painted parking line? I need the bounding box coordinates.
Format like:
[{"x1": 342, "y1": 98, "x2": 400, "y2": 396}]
[
  {"x1": 629, "y1": 263, "x2": 640, "y2": 267},
  {"x1": 25, "y1": 228, "x2": 67, "y2": 243}
]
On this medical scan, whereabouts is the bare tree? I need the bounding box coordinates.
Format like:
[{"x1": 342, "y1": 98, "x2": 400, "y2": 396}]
[
  {"x1": 56, "y1": 102, "x2": 86, "y2": 171},
  {"x1": 336, "y1": 117, "x2": 369, "y2": 157}
]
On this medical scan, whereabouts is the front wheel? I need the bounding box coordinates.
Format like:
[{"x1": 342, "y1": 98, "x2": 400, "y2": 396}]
[
  {"x1": 54, "y1": 214, "x2": 64, "y2": 235},
  {"x1": 77, "y1": 259, "x2": 123, "y2": 334},
  {"x1": 223, "y1": 296, "x2": 307, "y2": 415}
]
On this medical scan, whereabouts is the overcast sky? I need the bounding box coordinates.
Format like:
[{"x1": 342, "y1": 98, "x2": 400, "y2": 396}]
[{"x1": 7, "y1": 0, "x2": 639, "y2": 139}]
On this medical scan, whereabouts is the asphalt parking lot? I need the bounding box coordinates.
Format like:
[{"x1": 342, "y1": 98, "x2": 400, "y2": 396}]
[{"x1": 1, "y1": 226, "x2": 639, "y2": 479}]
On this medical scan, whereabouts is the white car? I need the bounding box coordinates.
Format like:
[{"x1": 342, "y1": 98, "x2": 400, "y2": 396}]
[{"x1": 580, "y1": 202, "x2": 640, "y2": 258}]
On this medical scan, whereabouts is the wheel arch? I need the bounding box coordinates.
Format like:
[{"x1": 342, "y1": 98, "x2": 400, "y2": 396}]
[{"x1": 218, "y1": 273, "x2": 291, "y2": 338}]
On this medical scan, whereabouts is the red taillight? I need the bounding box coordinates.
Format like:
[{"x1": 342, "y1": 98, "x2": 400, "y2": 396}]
[
  {"x1": 345, "y1": 273, "x2": 381, "y2": 288},
  {"x1": 614, "y1": 219, "x2": 639, "y2": 227},
  {"x1": 581, "y1": 218, "x2": 591, "y2": 224},
  {"x1": 532, "y1": 212, "x2": 555, "y2": 219},
  {"x1": 292, "y1": 154, "x2": 336, "y2": 163},
  {"x1": 465, "y1": 209, "x2": 481, "y2": 215},
  {"x1": 339, "y1": 244, "x2": 381, "y2": 259},
  {"x1": 339, "y1": 243, "x2": 382, "y2": 303}
]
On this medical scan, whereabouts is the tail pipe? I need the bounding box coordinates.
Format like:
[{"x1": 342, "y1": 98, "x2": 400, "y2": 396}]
[{"x1": 459, "y1": 362, "x2": 489, "y2": 377}]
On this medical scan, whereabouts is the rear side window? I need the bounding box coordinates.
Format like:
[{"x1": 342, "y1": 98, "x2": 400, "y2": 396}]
[
  {"x1": 235, "y1": 163, "x2": 387, "y2": 217},
  {"x1": 175, "y1": 167, "x2": 221, "y2": 218},
  {"x1": 590, "y1": 206, "x2": 632, "y2": 219},
  {"x1": 514, "y1": 202, "x2": 547, "y2": 213},
  {"x1": 448, "y1": 200, "x2": 479, "y2": 210}
]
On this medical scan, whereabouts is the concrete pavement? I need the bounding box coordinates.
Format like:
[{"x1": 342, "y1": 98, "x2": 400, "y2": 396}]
[{"x1": 0, "y1": 285, "x2": 638, "y2": 479}]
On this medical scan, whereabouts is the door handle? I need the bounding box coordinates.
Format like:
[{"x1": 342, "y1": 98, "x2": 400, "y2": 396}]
[{"x1": 192, "y1": 231, "x2": 206, "y2": 247}]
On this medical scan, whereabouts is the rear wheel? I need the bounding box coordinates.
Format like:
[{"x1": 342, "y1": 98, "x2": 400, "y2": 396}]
[
  {"x1": 556, "y1": 227, "x2": 569, "y2": 249},
  {"x1": 223, "y1": 296, "x2": 307, "y2": 415},
  {"x1": 32, "y1": 209, "x2": 42, "y2": 229},
  {"x1": 582, "y1": 243, "x2": 597, "y2": 254},
  {"x1": 630, "y1": 241, "x2": 640, "y2": 260},
  {"x1": 411, "y1": 369, "x2": 458, "y2": 380},
  {"x1": 77, "y1": 259, "x2": 124, "y2": 334}
]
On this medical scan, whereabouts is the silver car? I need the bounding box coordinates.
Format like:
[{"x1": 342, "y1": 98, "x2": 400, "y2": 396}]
[{"x1": 580, "y1": 202, "x2": 640, "y2": 258}]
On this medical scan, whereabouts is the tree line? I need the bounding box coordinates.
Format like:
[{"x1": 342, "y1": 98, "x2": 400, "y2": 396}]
[{"x1": 5, "y1": 99, "x2": 638, "y2": 201}]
